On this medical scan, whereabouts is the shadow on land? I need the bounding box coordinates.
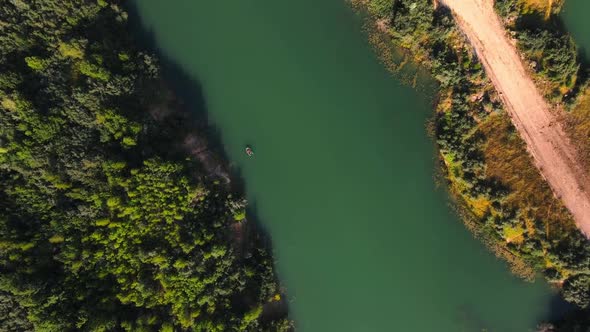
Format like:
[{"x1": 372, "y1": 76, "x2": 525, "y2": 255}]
[{"x1": 125, "y1": 1, "x2": 290, "y2": 323}]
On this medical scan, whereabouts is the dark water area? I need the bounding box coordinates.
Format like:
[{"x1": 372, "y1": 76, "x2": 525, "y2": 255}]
[{"x1": 130, "y1": 1, "x2": 559, "y2": 331}]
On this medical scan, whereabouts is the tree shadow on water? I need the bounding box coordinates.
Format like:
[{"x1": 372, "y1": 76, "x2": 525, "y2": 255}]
[
  {"x1": 453, "y1": 303, "x2": 490, "y2": 332},
  {"x1": 244, "y1": 200, "x2": 291, "y2": 323},
  {"x1": 125, "y1": 2, "x2": 259, "y2": 195},
  {"x1": 453, "y1": 295, "x2": 574, "y2": 332},
  {"x1": 545, "y1": 293, "x2": 574, "y2": 323},
  {"x1": 125, "y1": 1, "x2": 291, "y2": 325},
  {"x1": 538, "y1": 294, "x2": 590, "y2": 331}
]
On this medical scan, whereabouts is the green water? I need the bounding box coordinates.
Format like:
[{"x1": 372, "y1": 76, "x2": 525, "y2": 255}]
[
  {"x1": 562, "y1": 0, "x2": 590, "y2": 58},
  {"x1": 132, "y1": 1, "x2": 555, "y2": 331}
]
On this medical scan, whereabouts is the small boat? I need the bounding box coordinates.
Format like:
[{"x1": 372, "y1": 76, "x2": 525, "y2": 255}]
[{"x1": 245, "y1": 146, "x2": 254, "y2": 157}]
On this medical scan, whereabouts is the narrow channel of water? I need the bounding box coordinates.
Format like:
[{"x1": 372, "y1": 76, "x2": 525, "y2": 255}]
[{"x1": 132, "y1": 1, "x2": 555, "y2": 331}]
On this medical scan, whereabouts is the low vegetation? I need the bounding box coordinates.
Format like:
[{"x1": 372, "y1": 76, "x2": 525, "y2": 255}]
[
  {"x1": 357, "y1": 0, "x2": 590, "y2": 328},
  {"x1": 565, "y1": 86, "x2": 590, "y2": 173},
  {"x1": 519, "y1": 0, "x2": 564, "y2": 18},
  {"x1": 0, "y1": 0, "x2": 291, "y2": 331},
  {"x1": 496, "y1": 0, "x2": 580, "y2": 104}
]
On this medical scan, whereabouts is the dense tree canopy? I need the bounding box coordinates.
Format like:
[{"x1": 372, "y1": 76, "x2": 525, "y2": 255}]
[{"x1": 0, "y1": 0, "x2": 290, "y2": 331}]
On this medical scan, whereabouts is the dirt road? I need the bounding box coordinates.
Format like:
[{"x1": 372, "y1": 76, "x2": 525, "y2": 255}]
[{"x1": 438, "y1": 0, "x2": 590, "y2": 236}]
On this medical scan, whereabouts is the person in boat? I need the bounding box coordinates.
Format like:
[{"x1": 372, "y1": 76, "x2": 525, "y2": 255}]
[{"x1": 245, "y1": 146, "x2": 254, "y2": 156}]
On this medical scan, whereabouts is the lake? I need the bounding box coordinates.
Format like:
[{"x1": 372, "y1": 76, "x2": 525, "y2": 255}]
[{"x1": 131, "y1": 1, "x2": 555, "y2": 331}]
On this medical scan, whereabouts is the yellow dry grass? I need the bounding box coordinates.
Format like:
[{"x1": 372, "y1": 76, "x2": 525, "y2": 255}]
[
  {"x1": 503, "y1": 225, "x2": 526, "y2": 244},
  {"x1": 437, "y1": 89, "x2": 453, "y2": 114},
  {"x1": 441, "y1": 111, "x2": 577, "y2": 279},
  {"x1": 565, "y1": 86, "x2": 590, "y2": 176},
  {"x1": 466, "y1": 195, "x2": 492, "y2": 218},
  {"x1": 520, "y1": 0, "x2": 563, "y2": 18},
  {"x1": 480, "y1": 112, "x2": 576, "y2": 237},
  {"x1": 521, "y1": 0, "x2": 551, "y2": 11}
]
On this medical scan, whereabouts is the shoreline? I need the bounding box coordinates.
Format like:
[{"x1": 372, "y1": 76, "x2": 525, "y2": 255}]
[
  {"x1": 0, "y1": 1, "x2": 293, "y2": 330},
  {"x1": 350, "y1": 0, "x2": 539, "y2": 279},
  {"x1": 353, "y1": 0, "x2": 590, "y2": 319},
  {"x1": 440, "y1": 0, "x2": 590, "y2": 237}
]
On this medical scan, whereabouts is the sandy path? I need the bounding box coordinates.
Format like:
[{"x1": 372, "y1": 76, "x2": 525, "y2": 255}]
[{"x1": 438, "y1": 0, "x2": 590, "y2": 236}]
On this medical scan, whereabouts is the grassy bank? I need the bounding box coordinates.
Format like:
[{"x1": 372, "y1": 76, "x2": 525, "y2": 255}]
[
  {"x1": 353, "y1": 0, "x2": 590, "y2": 325},
  {"x1": 497, "y1": 0, "x2": 590, "y2": 184},
  {"x1": 0, "y1": 0, "x2": 291, "y2": 331}
]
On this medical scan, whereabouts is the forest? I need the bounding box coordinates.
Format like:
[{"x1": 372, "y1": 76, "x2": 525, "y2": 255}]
[
  {"x1": 361, "y1": 0, "x2": 590, "y2": 330},
  {"x1": 0, "y1": 0, "x2": 291, "y2": 331}
]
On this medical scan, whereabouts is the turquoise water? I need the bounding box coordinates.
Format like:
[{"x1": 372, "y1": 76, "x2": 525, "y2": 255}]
[{"x1": 132, "y1": 1, "x2": 555, "y2": 331}]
